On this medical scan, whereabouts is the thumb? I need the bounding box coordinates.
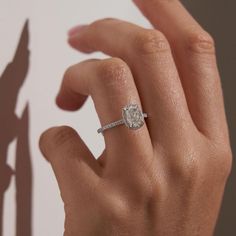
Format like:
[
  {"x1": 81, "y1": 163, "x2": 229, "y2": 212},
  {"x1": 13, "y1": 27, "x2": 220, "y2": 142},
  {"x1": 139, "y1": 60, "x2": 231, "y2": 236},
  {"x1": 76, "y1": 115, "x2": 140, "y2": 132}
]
[{"x1": 39, "y1": 126, "x2": 101, "y2": 202}]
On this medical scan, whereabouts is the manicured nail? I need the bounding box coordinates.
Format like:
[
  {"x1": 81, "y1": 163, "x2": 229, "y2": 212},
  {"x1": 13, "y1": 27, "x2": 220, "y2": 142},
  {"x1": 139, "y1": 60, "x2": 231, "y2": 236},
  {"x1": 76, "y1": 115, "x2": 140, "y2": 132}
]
[
  {"x1": 68, "y1": 25, "x2": 87, "y2": 37},
  {"x1": 132, "y1": 0, "x2": 143, "y2": 8}
]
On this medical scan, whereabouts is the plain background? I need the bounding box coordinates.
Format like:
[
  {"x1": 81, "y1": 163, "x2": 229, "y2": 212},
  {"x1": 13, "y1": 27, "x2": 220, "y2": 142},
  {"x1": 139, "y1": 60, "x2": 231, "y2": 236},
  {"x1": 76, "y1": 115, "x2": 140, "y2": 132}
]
[
  {"x1": 0, "y1": 0, "x2": 235, "y2": 235},
  {"x1": 182, "y1": 1, "x2": 236, "y2": 235}
]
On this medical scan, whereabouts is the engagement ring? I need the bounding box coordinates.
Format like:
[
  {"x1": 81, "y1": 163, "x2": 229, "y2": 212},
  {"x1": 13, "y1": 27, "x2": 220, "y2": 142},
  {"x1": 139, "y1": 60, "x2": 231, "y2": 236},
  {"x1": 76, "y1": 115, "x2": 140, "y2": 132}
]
[{"x1": 97, "y1": 104, "x2": 148, "y2": 134}]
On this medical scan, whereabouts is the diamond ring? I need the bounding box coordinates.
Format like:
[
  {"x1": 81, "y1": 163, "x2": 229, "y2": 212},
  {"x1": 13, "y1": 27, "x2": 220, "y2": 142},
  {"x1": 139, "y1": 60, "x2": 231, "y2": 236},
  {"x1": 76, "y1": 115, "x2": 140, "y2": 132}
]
[{"x1": 97, "y1": 104, "x2": 148, "y2": 134}]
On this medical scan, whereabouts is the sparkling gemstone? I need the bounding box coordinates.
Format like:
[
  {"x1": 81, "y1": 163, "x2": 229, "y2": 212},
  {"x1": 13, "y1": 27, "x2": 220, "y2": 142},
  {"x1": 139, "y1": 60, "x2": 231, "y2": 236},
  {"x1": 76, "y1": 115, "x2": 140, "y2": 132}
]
[{"x1": 122, "y1": 104, "x2": 145, "y2": 129}]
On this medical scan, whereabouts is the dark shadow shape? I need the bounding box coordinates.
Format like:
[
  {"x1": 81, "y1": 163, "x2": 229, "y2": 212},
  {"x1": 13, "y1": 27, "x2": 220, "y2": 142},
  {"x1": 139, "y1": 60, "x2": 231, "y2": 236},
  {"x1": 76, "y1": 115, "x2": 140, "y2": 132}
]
[
  {"x1": 0, "y1": 20, "x2": 32, "y2": 236},
  {"x1": 181, "y1": 1, "x2": 236, "y2": 235}
]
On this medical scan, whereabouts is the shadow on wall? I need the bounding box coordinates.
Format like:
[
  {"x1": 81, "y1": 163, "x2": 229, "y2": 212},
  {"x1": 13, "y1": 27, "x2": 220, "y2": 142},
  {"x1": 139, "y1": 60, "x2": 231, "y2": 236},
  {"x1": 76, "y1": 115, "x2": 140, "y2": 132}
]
[
  {"x1": 182, "y1": 0, "x2": 236, "y2": 235},
  {"x1": 0, "y1": 20, "x2": 32, "y2": 236}
]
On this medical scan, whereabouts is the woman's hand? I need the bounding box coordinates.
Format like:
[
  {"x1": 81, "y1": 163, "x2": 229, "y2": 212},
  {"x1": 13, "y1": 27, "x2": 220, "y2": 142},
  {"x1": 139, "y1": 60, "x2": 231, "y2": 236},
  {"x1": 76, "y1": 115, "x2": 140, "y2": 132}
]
[{"x1": 39, "y1": 0, "x2": 232, "y2": 235}]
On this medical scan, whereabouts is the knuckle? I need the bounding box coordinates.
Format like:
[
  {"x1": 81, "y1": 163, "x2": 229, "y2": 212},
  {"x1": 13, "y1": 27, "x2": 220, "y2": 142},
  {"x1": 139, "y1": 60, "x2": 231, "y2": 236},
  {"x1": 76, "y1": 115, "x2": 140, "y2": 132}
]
[
  {"x1": 64, "y1": 65, "x2": 75, "y2": 81},
  {"x1": 211, "y1": 146, "x2": 233, "y2": 180},
  {"x1": 39, "y1": 126, "x2": 77, "y2": 156},
  {"x1": 50, "y1": 126, "x2": 77, "y2": 147},
  {"x1": 186, "y1": 30, "x2": 216, "y2": 54},
  {"x1": 134, "y1": 29, "x2": 170, "y2": 55},
  {"x1": 102, "y1": 192, "x2": 130, "y2": 226},
  {"x1": 223, "y1": 151, "x2": 233, "y2": 178},
  {"x1": 136, "y1": 175, "x2": 162, "y2": 204},
  {"x1": 97, "y1": 58, "x2": 130, "y2": 90},
  {"x1": 102, "y1": 175, "x2": 162, "y2": 225},
  {"x1": 133, "y1": 160, "x2": 163, "y2": 201},
  {"x1": 170, "y1": 151, "x2": 200, "y2": 185},
  {"x1": 91, "y1": 18, "x2": 118, "y2": 27},
  {"x1": 221, "y1": 153, "x2": 233, "y2": 179},
  {"x1": 63, "y1": 65, "x2": 77, "y2": 89}
]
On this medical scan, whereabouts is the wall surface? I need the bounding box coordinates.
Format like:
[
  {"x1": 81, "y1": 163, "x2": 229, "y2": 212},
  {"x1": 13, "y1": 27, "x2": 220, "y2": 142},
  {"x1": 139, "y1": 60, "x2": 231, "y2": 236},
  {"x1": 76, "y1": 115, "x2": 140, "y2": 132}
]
[{"x1": 0, "y1": 0, "x2": 235, "y2": 235}]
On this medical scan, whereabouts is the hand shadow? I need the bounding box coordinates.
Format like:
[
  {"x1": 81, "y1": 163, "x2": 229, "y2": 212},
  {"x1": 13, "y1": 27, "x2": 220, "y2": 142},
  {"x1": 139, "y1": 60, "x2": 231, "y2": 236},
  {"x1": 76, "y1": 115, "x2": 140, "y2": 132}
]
[{"x1": 0, "y1": 20, "x2": 32, "y2": 236}]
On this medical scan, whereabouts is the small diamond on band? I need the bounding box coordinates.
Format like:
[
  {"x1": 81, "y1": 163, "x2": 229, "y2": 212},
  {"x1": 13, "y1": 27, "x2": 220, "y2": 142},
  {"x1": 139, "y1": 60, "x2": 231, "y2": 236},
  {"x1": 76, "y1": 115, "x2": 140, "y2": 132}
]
[{"x1": 97, "y1": 104, "x2": 148, "y2": 134}]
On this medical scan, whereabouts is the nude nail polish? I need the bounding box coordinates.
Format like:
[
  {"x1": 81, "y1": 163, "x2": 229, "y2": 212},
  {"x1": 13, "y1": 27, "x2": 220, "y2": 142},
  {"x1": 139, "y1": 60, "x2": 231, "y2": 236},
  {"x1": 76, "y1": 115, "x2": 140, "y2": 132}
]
[{"x1": 68, "y1": 25, "x2": 87, "y2": 37}]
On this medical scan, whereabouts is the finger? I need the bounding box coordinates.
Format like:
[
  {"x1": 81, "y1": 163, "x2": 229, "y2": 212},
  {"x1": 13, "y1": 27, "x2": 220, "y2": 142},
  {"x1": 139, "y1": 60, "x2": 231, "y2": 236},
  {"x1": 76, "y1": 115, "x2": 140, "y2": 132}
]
[
  {"x1": 68, "y1": 19, "x2": 194, "y2": 143},
  {"x1": 133, "y1": 0, "x2": 228, "y2": 140},
  {"x1": 39, "y1": 126, "x2": 100, "y2": 202},
  {"x1": 56, "y1": 58, "x2": 153, "y2": 168}
]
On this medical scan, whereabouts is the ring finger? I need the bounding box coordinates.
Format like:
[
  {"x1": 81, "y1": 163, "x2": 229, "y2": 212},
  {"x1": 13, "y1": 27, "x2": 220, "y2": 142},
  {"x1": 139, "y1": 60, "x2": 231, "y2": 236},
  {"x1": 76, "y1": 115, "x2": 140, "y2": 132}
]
[{"x1": 56, "y1": 58, "x2": 153, "y2": 170}]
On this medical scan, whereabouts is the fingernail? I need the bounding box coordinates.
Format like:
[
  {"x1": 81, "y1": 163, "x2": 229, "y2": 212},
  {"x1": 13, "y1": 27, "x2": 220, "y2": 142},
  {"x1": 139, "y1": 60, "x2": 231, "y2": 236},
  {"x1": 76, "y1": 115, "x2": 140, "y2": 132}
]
[
  {"x1": 68, "y1": 25, "x2": 87, "y2": 37},
  {"x1": 132, "y1": 0, "x2": 142, "y2": 7}
]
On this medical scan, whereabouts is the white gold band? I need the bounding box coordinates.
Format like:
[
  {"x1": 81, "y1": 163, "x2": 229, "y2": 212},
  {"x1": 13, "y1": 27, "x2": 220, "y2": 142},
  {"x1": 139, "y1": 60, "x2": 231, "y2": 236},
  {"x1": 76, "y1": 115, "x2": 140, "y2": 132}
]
[{"x1": 97, "y1": 119, "x2": 125, "y2": 134}]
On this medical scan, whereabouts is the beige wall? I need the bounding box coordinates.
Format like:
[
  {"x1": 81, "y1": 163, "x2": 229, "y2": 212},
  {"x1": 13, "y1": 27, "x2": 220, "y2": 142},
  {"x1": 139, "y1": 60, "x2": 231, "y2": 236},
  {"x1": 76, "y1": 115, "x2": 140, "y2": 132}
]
[
  {"x1": 0, "y1": 1, "x2": 150, "y2": 235},
  {"x1": 0, "y1": 0, "x2": 235, "y2": 235}
]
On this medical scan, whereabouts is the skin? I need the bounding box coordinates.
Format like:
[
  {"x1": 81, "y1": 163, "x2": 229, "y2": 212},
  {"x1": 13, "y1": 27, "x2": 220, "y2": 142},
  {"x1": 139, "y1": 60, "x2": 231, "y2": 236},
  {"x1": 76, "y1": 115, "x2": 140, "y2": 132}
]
[{"x1": 39, "y1": 0, "x2": 232, "y2": 235}]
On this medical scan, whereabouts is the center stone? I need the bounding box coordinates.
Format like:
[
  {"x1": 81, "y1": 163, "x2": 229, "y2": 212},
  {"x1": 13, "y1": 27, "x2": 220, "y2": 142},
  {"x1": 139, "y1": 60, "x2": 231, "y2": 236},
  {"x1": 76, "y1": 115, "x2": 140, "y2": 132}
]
[{"x1": 122, "y1": 104, "x2": 145, "y2": 129}]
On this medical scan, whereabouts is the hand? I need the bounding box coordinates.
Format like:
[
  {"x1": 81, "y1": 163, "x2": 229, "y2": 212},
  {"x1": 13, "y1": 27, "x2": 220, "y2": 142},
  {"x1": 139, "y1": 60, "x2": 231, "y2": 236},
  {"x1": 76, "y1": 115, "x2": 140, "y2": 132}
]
[{"x1": 39, "y1": 0, "x2": 232, "y2": 235}]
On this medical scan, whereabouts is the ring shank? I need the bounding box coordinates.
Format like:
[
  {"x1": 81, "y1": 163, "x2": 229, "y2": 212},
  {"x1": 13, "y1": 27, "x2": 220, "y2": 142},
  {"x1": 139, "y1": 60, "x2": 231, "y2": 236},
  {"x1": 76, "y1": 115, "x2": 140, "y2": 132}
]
[{"x1": 97, "y1": 119, "x2": 124, "y2": 133}]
